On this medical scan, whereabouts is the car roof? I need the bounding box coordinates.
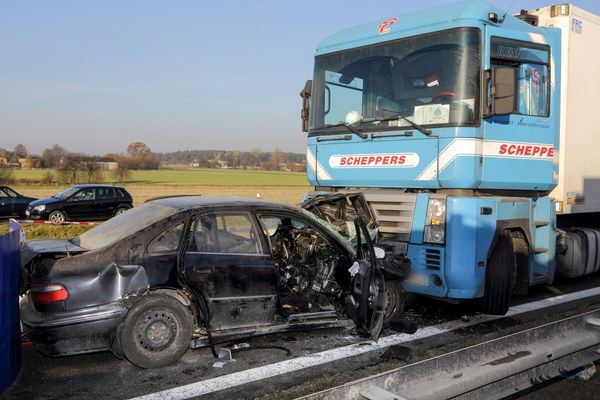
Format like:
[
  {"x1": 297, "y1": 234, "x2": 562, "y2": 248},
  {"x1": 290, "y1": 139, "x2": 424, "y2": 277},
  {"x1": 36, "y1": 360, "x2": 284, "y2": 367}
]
[
  {"x1": 71, "y1": 184, "x2": 125, "y2": 189},
  {"x1": 150, "y1": 195, "x2": 297, "y2": 212}
]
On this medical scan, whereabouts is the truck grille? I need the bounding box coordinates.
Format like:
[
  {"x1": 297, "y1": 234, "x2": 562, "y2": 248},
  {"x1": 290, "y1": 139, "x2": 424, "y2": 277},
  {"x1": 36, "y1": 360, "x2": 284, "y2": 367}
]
[{"x1": 362, "y1": 191, "x2": 416, "y2": 241}]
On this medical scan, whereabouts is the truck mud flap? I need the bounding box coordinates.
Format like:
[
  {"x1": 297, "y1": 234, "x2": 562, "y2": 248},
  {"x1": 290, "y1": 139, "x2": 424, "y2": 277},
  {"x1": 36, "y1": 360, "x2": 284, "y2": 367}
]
[{"x1": 561, "y1": 228, "x2": 600, "y2": 278}]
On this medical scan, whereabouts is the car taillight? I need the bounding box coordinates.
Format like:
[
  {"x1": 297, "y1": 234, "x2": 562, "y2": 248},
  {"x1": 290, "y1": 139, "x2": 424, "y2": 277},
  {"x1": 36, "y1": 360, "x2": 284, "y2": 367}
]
[{"x1": 31, "y1": 284, "x2": 69, "y2": 303}]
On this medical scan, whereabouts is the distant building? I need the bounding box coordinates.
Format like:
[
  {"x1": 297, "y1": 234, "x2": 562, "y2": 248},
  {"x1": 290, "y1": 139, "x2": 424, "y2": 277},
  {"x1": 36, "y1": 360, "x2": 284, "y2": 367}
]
[
  {"x1": 95, "y1": 157, "x2": 119, "y2": 171},
  {"x1": 59, "y1": 156, "x2": 119, "y2": 171},
  {"x1": 0, "y1": 157, "x2": 7, "y2": 166}
]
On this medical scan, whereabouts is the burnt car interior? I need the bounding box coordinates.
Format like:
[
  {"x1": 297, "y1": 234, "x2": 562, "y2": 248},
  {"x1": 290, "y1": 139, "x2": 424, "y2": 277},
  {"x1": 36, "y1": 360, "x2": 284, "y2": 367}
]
[{"x1": 259, "y1": 215, "x2": 350, "y2": 315}]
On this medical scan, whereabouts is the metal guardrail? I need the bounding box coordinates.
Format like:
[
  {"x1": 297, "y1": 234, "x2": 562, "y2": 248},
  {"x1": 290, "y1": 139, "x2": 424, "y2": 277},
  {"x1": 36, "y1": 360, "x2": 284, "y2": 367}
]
[{"x1": 298, "y1": 310, "x2": 600, "y2": 400}]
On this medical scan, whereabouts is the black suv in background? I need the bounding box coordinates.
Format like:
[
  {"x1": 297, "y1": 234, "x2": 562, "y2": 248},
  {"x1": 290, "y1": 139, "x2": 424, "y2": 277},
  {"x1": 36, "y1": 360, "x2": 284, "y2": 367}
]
[{"x1": 26, "y1": 185, "x2": 133, "y2": 222}]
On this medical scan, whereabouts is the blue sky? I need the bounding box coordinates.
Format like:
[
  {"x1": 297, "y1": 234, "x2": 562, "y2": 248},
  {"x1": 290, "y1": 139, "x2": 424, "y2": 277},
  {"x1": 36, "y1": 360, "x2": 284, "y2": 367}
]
[{"x1": 2, "y1": 0, "x2": 599, "y2": 156}]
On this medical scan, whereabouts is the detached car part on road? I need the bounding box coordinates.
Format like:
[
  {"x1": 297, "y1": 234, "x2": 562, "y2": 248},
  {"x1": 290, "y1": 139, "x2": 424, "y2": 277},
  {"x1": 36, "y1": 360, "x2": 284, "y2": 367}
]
[
  {"x1": 26, "y1": 184, "x2": 132, "y2": 222},
  {"x1": 20, "y1": 196, "x2": 410, "y2": 368}
]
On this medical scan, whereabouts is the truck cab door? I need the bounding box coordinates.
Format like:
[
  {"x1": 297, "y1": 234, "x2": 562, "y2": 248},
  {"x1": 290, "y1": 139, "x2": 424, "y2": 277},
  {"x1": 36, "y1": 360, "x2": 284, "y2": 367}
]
[{"x1": 346, "y1": 217, "x2": 385, "y2": 340}]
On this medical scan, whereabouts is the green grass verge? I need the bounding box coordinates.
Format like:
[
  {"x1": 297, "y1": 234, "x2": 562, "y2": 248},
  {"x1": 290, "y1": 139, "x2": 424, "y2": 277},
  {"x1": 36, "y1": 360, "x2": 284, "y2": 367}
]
[
  {"x1": 0, "y1": 223, "x2": 93, "y2": 239},
  {"x1": 10, "y1": 167, "x2": 310, "y2": 186}
]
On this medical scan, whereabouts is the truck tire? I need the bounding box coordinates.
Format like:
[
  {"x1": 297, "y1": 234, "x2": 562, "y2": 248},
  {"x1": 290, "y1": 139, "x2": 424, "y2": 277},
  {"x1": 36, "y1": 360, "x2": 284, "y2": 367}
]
[
  {"x1": 121, "y1": 294, "x2": 193, "y2": 368},
  {"x1": 383, "y1": 280, "x2": 405, "y2": 326},
  {"x1": 478, "y1": 230, "x2": 515, "y2": 315}
]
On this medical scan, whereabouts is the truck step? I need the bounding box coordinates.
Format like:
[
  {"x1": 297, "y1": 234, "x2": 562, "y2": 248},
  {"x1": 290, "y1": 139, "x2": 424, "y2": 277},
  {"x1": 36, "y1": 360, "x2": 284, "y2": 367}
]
[
  {"x1": 535, "y1": 247, "x2": 548, "y2": 254},
  {"x1": 533, "y1": 221, "x2": 549, "y2": 227}
]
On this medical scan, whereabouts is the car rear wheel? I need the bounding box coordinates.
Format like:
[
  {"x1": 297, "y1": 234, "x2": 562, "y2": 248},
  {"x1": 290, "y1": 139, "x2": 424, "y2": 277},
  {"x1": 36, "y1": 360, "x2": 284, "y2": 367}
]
[
  {"x1": 114, "y1": 207, "x2": 130, "y2": 217},
  {"x1": 48, "y1": 210, "x2": 66, "y2": 223},
  {"x1": 383, "y1": 280, "x2": 405, "y2": 326},
  {"x1": 121, "y1": 294, "x2": 193, "y2": 368}
]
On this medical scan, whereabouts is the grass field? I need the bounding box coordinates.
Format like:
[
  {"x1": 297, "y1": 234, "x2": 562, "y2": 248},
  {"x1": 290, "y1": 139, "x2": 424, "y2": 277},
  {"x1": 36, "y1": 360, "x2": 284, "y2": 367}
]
[
  {"x1": 12, "y1": 166, "x2": 310, "y2": 186},
  {"x1": 1, "y1": 167, "x2": 313, "y2": 239}
]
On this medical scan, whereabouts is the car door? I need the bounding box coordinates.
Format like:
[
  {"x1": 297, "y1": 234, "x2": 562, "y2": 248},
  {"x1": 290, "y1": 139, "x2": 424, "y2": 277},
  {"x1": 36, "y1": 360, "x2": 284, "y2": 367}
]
[
  {"x1": 345, "y1": 217, "x2": 385, "y2": 340},
  {"x1": 144, "y1": 220, "x2": 187, "y2": 287},
  {"x1": 95, "y1": 187, "x2": 117, "y2": 218},
  {"x1": 182, "y1": 211, "x2": 278, "y2": 331},
  {"x1": 65, "y1": 188, "x2": 97, "y2": 220}
]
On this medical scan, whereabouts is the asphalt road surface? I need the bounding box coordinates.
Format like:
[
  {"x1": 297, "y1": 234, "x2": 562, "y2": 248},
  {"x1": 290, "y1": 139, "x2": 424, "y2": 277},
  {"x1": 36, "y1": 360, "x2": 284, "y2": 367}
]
[{"x1": 6, "y1": 274, "x2": 600, "y2": 400}]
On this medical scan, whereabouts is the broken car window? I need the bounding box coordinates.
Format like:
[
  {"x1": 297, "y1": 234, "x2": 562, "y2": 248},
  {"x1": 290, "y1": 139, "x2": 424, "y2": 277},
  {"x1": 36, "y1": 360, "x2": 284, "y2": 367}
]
[
  {"x1": 71, "y1": 203, "x2": 178, "y2": 250},
  {"x1": 191, "y1": 212, "x2": 261, "y2": 254},
  {"x1": 148, "y1": 221, "x2": 186, "y2": 255}
]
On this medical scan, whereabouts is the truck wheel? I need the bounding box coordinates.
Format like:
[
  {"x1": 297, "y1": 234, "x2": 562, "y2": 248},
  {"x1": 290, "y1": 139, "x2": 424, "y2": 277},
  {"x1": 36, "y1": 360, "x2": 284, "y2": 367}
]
[
  {"x1": 121, "y1": 294, "x2": 193, "y2": 368},
  {"x1": 383, "y1": 280, "x2": 405, "y2": 326},
  {"x1": 478, "y1": 230, "x2": 515, "y2": 315},
  {"x1": 48, "y1": 210, "x2": 66, "y2": 223}
]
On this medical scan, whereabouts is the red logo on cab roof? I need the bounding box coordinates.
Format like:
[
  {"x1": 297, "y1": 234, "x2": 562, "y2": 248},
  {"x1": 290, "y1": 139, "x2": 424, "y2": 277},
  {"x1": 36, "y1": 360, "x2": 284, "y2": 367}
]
[{"x1": 378, "y1": 18, "x2": 398, "y2": 34}]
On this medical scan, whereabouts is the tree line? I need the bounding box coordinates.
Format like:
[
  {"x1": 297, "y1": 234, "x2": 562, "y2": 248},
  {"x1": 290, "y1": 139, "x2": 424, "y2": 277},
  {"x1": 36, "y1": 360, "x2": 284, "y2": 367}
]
[
  {"x1": 155, "y1": 148, "x2": 306, "y2": 172},
  {"x1": 0, "y1": 143, "x2": 306, "y2": 185}
]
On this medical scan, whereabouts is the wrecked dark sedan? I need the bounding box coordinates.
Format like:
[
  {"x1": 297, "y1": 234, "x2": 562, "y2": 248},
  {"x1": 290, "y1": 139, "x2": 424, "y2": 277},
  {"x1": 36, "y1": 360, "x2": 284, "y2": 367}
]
[{"x1": 20, "y1": 196, "x2": 409, "y2": 368}]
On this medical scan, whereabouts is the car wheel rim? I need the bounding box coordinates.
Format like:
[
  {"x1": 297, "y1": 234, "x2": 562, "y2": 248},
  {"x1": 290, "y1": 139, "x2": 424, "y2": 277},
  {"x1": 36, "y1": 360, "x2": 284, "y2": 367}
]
[
  {"x1": 384, "y1": 285, "x2": 396, "y2": 318},
  {"x1": 116, "y1": 209, "x2": 125, "y2": 215},
  {"x1": 50, "y1": 213, "x2": 64, "y2": 222},
  {"x1": 136, "y1": 310, "x2": 177, "y2": 352}
]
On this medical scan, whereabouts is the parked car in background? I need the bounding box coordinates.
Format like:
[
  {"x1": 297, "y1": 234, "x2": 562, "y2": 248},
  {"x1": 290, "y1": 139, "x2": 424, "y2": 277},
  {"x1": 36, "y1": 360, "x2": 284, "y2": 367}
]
[
  {"x1": 25, "y1": 184, "x2": 133, "y2": 222},
  {"x1": 19, "y1": 196, "x2": 410, "y2": 368},
  {"x1": 0, "y1": 186, "x2": 37, "y2": 220}
]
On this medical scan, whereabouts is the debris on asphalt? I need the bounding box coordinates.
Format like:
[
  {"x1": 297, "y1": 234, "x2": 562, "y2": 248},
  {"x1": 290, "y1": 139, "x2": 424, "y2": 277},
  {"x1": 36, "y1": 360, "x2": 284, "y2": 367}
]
[
  {"x1": 562, "y1": 362, "x2": 596, "y2": 380},
  {"x1": 380, "y1": 345, "x2": 413, "y2": 362},
  {"x1": 389, "y1": 318, "x2": 418, "y2": 334}
]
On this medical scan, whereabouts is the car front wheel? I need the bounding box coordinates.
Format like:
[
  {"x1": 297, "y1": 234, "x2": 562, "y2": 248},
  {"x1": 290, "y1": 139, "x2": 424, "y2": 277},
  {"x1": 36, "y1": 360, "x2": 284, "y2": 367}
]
[
  {"x1": 48, "y1": 210, "x2": 66, "y2": 223},
  {"x1": 383, "y1": 280, "x2": 405, "y2": 326},
  {"x1": 121, "y1": 294, "x2": 193, "y2": 368}
]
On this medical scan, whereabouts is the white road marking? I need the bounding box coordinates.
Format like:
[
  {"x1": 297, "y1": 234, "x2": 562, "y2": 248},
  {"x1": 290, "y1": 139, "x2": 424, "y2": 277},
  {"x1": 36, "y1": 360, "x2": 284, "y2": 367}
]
[{"x1": 129, "y1": 287, "x2": 600, "y2": 400}]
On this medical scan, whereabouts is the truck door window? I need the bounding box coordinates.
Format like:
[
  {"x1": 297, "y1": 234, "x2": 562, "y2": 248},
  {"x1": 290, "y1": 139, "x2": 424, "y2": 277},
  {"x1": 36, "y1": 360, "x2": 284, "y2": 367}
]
[{"x1": 490, "y1": 37, "x2": 550, "y2": 117}]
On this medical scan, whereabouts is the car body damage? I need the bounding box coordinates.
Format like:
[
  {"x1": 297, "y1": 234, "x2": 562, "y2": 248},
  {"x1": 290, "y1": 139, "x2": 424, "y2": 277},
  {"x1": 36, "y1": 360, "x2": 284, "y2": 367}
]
[{"x1": 19, "y1": 196, "x2": 411, "y2": 368}]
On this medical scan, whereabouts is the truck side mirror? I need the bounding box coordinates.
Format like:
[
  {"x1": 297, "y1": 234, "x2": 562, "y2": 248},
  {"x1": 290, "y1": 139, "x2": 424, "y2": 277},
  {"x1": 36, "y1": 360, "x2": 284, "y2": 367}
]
[
  {"x1": 481, "y1": 67, "x2": 517, "y2": 118},
  {"x1": 300, "y1": 80, "x2": 312, "y2": 132}
]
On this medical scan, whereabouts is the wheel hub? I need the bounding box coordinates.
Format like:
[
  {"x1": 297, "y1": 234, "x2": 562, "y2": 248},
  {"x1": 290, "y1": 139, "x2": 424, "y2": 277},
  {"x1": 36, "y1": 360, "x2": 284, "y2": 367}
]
[{"x1": 137, "y1": 311, "x2": 176, "y2": 351}]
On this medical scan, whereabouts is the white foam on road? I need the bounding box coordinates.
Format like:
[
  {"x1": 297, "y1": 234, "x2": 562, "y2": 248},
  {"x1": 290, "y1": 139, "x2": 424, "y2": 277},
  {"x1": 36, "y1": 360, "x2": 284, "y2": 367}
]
[{"x1": 129, "y1": 287, "x2": 600, "y2": 400}]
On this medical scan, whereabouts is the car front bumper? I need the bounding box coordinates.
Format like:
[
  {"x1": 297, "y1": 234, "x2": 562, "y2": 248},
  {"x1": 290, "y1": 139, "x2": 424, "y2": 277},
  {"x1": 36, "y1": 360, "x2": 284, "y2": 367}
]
[{"x1": 20, "y1": 297, "x2": 127, "y2": 356}]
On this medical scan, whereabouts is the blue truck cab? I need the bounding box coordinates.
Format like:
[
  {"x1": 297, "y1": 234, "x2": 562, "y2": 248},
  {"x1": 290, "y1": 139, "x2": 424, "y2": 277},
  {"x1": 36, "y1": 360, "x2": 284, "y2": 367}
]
[{"x1": 302, "y1": 0, "x2": 600, "y2": 314}]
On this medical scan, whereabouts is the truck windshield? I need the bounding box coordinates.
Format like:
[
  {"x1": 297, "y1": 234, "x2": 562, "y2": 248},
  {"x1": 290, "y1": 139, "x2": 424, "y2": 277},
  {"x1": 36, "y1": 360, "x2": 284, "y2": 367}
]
[{"x1": 310, "y1": 28, "x2": 481, "y2": 134}]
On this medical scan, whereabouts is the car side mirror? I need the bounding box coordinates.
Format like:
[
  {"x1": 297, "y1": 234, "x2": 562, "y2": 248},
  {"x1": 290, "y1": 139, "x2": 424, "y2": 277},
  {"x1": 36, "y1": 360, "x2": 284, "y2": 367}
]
[
  {"x1": 481, "y1": 67, "x2": 517, "y2": 118},
  {"x1": 300, "y1": 79, "x2": 312, "y2": 132}
]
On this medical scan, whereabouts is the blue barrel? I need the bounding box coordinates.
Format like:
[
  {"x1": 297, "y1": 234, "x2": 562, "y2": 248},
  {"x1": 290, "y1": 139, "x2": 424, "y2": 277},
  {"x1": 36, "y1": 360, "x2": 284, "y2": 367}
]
[{"x1": 0, "y1": 226, "x2": 21, "y2": 394}]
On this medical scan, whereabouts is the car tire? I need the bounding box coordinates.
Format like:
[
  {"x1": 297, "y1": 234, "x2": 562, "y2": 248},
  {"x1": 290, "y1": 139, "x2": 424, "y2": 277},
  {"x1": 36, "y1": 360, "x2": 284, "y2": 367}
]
[
  {"x1": 48, "y1": 210, "x2": 67, "y2": 223},
  {"x1": 383, "y1": 280, "x2": 405, "y2": 326},
  {"x1": 478, "y1": 230, "x2": 515, "y2": 315},
  {"x1": 121, "y1": 294, "x2": 193, "y2": 368},
  {"x1": 114, "y1": 207, "x2": 130, "y2": 217}
]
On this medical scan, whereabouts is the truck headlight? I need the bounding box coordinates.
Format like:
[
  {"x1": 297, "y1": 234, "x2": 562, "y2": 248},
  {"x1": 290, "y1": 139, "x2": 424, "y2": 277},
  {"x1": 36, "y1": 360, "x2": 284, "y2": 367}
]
[
  {"x1": 33, "y1": 205, "x2": 46, "y2": 212},
  {"x1": 424, "y1": 198, "x2": 446, "y2": 244}
]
